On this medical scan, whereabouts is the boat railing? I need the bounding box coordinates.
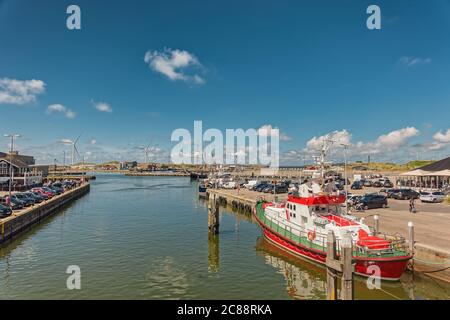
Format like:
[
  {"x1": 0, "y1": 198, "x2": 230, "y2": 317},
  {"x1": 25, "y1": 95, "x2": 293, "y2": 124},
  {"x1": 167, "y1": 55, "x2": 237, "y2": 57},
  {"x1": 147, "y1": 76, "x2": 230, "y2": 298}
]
[
  {"x1": 261, "y1": 207, "x2": 408, "y2": 257},
  {"x1": 265, "y1": 215, "x2": 332, "y2": 254},
  {"x1": 355, "y1": 229, "x2": 408, "y2": 256}
]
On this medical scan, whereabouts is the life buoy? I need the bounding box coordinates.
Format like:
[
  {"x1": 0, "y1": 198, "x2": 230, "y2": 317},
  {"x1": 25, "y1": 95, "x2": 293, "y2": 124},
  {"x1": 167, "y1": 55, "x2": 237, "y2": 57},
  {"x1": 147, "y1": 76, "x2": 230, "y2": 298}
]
[{"x1": 307, "y1": 230, "x2": 316, "y2": 241}]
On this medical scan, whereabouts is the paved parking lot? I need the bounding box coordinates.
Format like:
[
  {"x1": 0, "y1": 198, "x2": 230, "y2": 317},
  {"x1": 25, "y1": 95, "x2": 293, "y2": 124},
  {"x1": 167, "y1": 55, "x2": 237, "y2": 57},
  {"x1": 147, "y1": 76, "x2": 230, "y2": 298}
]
[{"x1": 348, "y1": 187, "x2": 450, "y2": 251}]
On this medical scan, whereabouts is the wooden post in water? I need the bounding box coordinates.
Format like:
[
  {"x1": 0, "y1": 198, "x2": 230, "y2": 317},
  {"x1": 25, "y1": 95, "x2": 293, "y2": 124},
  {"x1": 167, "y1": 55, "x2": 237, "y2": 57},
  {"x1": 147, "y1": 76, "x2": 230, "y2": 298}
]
[
  {"x1": 326, "y1": 231, "x2": 338, "y2": 300},
  {"x1": 340, "y1": 233, "x2": 354, "y2": 300},
  {"x1": 373, "y1": 215, "x2": 379, "y2": 235},
  {"x1": 208, "y1": 194, "x2": 220, "y2": 234},
  {"x1": 408, "y1": 221, "x2": 415, "y2": 274}
]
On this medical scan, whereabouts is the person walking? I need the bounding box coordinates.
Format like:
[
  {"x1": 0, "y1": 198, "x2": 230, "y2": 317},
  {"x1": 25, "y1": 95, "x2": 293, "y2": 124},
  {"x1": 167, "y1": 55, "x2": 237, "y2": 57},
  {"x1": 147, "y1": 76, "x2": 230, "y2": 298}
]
[{"x1": 409, "y1": 197, "x2": 416, "y2": 213}]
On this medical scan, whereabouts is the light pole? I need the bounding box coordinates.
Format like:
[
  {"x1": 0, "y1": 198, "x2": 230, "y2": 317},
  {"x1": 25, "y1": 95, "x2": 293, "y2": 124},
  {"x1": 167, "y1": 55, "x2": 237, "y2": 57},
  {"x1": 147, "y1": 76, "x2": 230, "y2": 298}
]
[
  {"x1": 340, "y1": 143, "x2": 349, "y2": 214},
  {"x1": 4, "y1": 134, "x2": 21, "y2": 199}
]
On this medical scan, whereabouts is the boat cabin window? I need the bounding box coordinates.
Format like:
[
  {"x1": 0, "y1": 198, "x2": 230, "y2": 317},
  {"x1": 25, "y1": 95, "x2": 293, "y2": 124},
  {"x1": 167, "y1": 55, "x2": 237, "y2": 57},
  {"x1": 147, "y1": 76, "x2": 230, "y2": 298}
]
[
  {"x1": 312, "y1": 205, "x2": 341, "y2": 216},
  {"x1": 301, "y1": 216, "x2": 307, "y2": 224}
]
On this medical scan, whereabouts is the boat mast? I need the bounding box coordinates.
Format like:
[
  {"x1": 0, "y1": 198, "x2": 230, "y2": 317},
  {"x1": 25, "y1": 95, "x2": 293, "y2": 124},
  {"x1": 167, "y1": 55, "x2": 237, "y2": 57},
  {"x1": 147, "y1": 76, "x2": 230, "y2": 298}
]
[{"x1": 319, "y1": 138, "x2": 334, "y2": 187}]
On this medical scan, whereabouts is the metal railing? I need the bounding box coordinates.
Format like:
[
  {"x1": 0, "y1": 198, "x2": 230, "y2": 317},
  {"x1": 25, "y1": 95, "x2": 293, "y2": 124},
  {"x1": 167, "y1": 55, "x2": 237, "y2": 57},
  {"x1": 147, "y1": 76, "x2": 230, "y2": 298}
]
[{"x1": 264, "y1": 214, "x2": 334, "y2": 253}]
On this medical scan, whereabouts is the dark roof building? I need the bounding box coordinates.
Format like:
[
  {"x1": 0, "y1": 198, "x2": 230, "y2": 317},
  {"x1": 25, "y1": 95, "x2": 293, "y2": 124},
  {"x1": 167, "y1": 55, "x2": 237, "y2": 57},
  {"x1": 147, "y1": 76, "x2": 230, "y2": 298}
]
[
  {"x1": 0, "y1": 151, "x2": 36, "y2": 176},
  {"x1": 417, "y1": 157, "x2": 450, "y2": 172}
]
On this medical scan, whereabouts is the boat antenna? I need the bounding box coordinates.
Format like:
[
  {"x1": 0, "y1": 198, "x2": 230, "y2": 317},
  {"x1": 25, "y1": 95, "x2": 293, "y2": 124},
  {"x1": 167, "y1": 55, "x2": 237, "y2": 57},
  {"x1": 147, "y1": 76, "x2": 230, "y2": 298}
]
[{"x1": 320, "y1": 138, "x2": 335, "y2": 187}]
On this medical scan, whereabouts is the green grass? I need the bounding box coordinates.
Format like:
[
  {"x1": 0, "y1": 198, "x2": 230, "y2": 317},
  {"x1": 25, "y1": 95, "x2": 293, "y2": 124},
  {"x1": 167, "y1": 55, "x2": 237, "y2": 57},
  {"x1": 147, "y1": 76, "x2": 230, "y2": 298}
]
[{"x1": 348, "y1": 160, "x2": 436, "y2": 172}]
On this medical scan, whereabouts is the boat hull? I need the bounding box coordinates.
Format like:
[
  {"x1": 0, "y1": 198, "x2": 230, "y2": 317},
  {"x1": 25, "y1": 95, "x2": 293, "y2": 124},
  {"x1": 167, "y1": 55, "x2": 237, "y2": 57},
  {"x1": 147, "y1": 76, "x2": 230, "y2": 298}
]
[{"x1": 254, "y1": 211, "x2": 411, "y2": 281}]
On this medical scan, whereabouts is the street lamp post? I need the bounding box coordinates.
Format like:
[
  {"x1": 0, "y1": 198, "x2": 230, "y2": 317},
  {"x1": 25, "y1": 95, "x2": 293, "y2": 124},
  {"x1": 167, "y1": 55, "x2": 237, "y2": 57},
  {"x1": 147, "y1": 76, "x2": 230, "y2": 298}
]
[
  {"x1": 4, "y1": 134, "x2": 21, "y2": 199},
  {"x1": 341, "y1": 143, "x2": 349, "y2": 214}
]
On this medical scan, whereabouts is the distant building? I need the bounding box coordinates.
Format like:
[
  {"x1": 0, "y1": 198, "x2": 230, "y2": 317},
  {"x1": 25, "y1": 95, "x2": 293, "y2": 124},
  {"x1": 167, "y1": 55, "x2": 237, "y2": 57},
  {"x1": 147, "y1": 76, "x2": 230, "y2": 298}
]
[
  {"x1": 120, "y1": 161, "x2": 138, "y2": 170},
  {"x1": 29, "y1": 164, "x2": 51, "y2": 177},
  {"x1": 0, "y1": 151, "x2": 35, "y2": 176},
  {"x1": 0, "y1": 151, "x2": 43, "y2": 186}
]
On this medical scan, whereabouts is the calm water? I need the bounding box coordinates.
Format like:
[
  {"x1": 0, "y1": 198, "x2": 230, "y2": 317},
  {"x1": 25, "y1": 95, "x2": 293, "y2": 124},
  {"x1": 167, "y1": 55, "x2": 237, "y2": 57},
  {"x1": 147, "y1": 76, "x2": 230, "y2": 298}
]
[{"x1": 0, "y1": 174, "x2": 448, "y2": 299}]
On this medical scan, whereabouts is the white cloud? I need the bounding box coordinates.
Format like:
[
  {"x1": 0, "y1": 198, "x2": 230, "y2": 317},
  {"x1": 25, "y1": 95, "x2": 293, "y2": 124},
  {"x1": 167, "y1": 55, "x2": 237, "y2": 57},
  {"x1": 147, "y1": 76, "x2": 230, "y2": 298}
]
[
  {"x1": 287, "y1": 127, "x2": 420, "y2": 164},
  {"x1": 376, "y1": 127, "x2": 419, "y2": 148},
  {"x1": 433, "y1": 129, "x2": 450, "y2": 143},
  {"x1": 93, "y1": 101, "x2": 112, "y2": 113},
  {"x1": 90, "y1": 139, "x2": 97, "y2": 145},
  {"x1": 144, "y1": 48, "x2": 205, "y2": 84},
  {"x1": 425, "y1": 128, "x2": 450, "y2": 150},
  {"x1": 0, "y1": 78, "x2": 46, "y2": 105},
  {"x1": 398, "y1": 56, "x2": 431, "y2": 67},
  {"x1": 47, "y1": 104, "x2": 76, "y2": 119},
  {"x1": 305, "y1": 130, "x2": 351, "y2": 152}
]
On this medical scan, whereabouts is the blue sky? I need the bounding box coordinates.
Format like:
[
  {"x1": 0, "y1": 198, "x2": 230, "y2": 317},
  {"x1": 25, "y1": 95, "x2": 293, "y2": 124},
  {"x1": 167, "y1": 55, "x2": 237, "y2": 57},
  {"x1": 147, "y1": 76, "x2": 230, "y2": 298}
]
[{"x1": 1, "y1": 0, "x2": 450, "y2": 164}]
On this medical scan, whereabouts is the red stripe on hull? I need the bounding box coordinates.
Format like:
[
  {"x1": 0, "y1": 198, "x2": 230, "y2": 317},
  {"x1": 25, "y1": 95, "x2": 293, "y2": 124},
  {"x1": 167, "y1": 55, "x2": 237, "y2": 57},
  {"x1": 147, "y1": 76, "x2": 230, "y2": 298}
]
[{"x1": 255, "y1": 212, "x2": 410, "y2": 281}]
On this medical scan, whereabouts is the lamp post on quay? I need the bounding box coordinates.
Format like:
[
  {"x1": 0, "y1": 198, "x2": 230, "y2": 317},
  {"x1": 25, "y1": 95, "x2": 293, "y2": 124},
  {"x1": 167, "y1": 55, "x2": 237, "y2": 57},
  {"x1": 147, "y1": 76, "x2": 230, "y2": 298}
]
[{"x1": 3, "y1": 134, "x2": 21, "y2": 200}]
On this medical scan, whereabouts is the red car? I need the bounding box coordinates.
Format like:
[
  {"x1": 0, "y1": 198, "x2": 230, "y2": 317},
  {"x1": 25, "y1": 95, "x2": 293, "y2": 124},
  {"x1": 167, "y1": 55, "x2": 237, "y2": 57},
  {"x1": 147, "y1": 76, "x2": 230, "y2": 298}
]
[{"x1": 31, "y1": 188, "x2": 54, "y2": 199}]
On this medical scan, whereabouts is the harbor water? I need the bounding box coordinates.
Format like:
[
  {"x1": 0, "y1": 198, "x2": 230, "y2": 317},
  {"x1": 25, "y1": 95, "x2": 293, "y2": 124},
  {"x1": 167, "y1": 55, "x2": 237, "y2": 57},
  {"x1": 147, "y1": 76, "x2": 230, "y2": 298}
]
[{"x1": 0, "y1": 175, "x2": 448, "y2": 299}]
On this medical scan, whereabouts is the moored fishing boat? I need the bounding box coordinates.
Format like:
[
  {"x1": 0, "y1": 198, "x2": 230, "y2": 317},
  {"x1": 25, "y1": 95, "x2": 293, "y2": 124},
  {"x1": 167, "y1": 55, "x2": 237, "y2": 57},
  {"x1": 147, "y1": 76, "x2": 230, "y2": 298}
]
[{"x1": 253, "y1": 142, "x2": 412, "y2": 281}]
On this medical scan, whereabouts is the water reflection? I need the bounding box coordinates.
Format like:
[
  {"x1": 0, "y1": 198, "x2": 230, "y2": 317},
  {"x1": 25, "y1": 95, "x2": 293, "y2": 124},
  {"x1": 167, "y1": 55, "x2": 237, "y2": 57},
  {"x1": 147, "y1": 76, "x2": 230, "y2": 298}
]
[
  {"x1": 208, "y1": 233, "x2": 220, "y2": 273},
  {"x1": 143, "y1": 256, "x2": 190, "y2": 299},
  {"x1": 255, "y1": 236, "x2": 450, "y2": 300}
]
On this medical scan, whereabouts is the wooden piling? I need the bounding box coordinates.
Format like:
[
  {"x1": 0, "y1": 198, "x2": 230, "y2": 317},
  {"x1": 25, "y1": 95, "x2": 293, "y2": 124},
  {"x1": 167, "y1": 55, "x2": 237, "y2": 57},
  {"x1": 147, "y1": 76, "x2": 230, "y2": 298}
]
[
  {"x1": 326, "y1": 231, "x2": 338, "y2": 300},
  {"x1": 208, "y1": 194, "x2": 220, "y2": 234},
  {"x1": 326, "y1": 230, "x2": 354, "y2": 300},
  {"x1": 340, "y1": 233, "x2": 354, "y2": 300},
  {"x1": 408, "y1": 221, "x2": 415, "y2": 273}
]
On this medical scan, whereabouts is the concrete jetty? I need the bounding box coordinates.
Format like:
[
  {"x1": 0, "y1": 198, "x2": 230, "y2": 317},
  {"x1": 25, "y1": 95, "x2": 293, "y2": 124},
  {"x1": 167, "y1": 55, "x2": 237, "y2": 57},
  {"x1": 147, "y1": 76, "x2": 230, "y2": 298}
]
[
  {"x1": 0, "y1": 183, "x2": 90, "y2": 243},
  {"x1": 205, "y1": 188, "x2": 450, "y2": 283},
  {"x1": 125, "y1": 172, "x2": 189, "y2": 177}
]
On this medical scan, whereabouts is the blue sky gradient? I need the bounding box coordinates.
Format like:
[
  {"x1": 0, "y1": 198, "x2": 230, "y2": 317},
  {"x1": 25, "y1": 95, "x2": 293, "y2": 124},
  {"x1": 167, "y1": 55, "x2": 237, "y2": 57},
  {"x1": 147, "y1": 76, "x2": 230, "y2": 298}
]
[{"x1": 1, "y1": 0, "x2": 449, "y2": 164}]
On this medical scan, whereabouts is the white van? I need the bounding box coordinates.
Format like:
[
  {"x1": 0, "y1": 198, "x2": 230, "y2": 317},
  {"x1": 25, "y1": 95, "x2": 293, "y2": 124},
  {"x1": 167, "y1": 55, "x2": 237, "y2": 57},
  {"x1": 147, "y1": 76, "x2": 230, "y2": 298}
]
[
  {"x1": 223, "y1": 181, "x2": 237, "y2": 189},
  {"x1": 244, "y1": 180, "x2": 259, "y2": 189}
]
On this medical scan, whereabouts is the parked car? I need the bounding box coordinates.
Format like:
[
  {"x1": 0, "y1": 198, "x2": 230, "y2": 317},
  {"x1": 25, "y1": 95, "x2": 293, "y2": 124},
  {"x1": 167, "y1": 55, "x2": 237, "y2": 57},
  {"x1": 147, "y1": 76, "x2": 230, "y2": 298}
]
[
  {"x1": 363, "y1": 180, "x2": 373, "y2": 187},
  {"x1": 383, "y1": 180, "x2": 394, "y2": 188},
  {"x1": 12, "y1": 193, "x2": 35, "y2": 206},
  {"x1": 357, "y1": 194, "x2": 388, "y2": 210},
  {"x1": 347, "y1": 194, "x2": 361, "y2": 205},
  {"x1": 420, "y1": 191, "x2": 446, "y2": 203},
  {"x1": 42, "y1": 186, "x2": 59, "y2": 195},
  {"x1": 23, "y1": 192, "x2": 44, "y2": 203},
  {"x1": 254, "y1": 183, "x2": 269, "y2": 192},
  {"x1": 379, "y1": 188, "x2": 392, "y2": 197},
  {"x1": 0, "y1": 197, "x2": 25, "y2": 210},
  {"x1": 50, "y1": 185, "x2": 64, "y2": 194},
  {"x1": 391, "y1": 189, "x2": 419, "y2": 200},
  {"x1": 31, "y1": 187, "x2": 54, "y2": 199},
  {"x1": 351, "y1": 181, "x2": 363, "y2": 190},
  {"x1": 0, "y1": 203, "x2": 12, "y2": 218},
  {"x1": 270, "y1": 185, "x2": 288, "y2": 194},
  {"x1": 29, "y1": 192, "x2": 48, "y2": 202},
  {"x1": 262, "y1": 184, "x2": 274, "y2": 193},
  {"x1": 386, "y1": 189, "x2": 401, "y2": 198},
  {"x1": 222, "y1": 181, "x2": 236, "y2": 189},
  {"x1": 244, "y1": 180, "x2": 259, "y2": 189}
]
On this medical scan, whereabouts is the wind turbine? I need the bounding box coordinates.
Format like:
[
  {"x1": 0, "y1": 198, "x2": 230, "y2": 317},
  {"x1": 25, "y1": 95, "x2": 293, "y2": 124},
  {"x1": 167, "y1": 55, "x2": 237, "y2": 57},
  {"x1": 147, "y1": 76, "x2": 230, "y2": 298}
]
[
  {"x1": 144, "y1": 143, "x2": 151, "y2": 164},
  {"x1": 61, "y1": 134, "x2": 81, "y2": 165}
]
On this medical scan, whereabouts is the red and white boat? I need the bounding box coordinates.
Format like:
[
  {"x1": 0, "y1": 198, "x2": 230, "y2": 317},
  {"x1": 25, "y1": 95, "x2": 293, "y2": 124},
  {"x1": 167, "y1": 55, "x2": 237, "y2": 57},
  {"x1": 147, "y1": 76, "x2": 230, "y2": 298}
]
[{"x1": 253, "y1": 143, "x2": 412, "y2": 281}]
